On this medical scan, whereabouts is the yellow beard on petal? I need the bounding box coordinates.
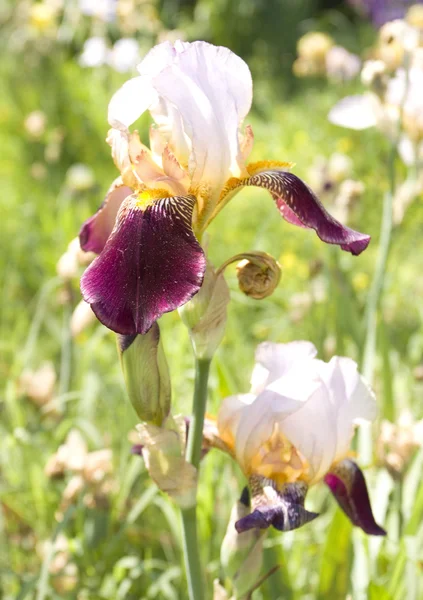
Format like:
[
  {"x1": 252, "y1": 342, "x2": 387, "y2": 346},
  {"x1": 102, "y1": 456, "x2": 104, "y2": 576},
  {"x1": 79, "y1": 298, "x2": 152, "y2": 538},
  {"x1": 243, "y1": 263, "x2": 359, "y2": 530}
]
[
  {"x1": 247, "y1": 424, "x2": 310, "y2": 487},
  {"x1": 190, "y1": 182, "x2": 214, "y2": 231},
  {"x1": 246, "y1": 160, "x2": 295, "y2": 176},
  {"x1": 135, "y1": 188, "x2": 172, "y2": 209}
]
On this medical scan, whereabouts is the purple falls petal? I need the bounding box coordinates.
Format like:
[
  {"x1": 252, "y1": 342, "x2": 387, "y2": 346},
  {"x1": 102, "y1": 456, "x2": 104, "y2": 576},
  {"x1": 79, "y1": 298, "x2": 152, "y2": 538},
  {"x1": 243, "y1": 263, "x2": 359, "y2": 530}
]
[
  {"x1": 80, "y1": 193, "x2": 206, "y2": 335},
  {"x1": 244, "y1": 170, "x2": 370, "y2": 256},
  {"x1": 79, "y1": 178, "x2": 132, "y2": 254},
  {"x1": 235, "y1": 476, "x2": 319, "y2": 533},
  {"x1": 324, "y1": 459, "x2": 386, "y2": 536}
]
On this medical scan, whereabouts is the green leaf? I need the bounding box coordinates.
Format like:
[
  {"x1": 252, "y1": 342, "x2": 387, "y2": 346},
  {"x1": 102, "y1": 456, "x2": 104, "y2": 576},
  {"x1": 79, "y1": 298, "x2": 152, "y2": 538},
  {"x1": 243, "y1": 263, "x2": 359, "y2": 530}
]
[{"x1": 317, "y1": 510, "x2": 353, "y2": 600}]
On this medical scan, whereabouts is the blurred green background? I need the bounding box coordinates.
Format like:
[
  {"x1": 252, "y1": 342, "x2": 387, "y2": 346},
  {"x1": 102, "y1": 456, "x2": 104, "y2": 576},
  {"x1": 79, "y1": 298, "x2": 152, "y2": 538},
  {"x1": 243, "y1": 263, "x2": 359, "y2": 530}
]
[{"x1": 1, "y1": 0, "x2": 423, "y2": 598}]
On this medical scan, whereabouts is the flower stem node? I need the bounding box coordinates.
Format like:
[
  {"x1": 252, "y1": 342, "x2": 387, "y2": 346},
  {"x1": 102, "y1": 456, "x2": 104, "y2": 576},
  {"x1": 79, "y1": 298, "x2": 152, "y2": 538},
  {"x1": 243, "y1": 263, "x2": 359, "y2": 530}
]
[
  {"x1": 179, "y1": 261, "x2": 230, "y2": 359},
  {"x1": 220, "y1": 487, "x2": 264, "y2": 599},
  {"x1": 136, "y1": 418, "x2": 197, "y2": 508},
  {"x1": 117, "y1": 323, "x2": 171, "y2": 425}
]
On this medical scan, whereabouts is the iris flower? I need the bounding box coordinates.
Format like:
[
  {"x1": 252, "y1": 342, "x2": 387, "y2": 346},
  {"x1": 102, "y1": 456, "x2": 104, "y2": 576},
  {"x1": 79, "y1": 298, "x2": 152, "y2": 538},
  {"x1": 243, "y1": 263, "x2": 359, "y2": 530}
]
[
  {"x1": 329, "y1": 66, "x2": 423, "y2": 166},
  {"x1": 212, "y1": 341, "x2": 385, "y2": 535},
  {"x1": 80, "y1": 41, "x2": 370, "y2": 335}
]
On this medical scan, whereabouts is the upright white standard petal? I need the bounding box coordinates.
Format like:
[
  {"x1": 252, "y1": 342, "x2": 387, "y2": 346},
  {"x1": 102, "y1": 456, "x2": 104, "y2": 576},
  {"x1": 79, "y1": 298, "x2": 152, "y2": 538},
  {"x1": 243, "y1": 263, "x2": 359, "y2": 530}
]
[
  {"x1": 152, "y1": 41, "x2": 252, "y2": 190},
  {"x1": 250, "y1": 341, "x2": 317, "y2": 394},
  {"x1": 309, "y1": 356, "x2": 377, "y2": 470},
  {"x1": 218, "y1": 342, "x2": 377, "y2": 486},
  {"x1": 108, "y1": 76, "x2": 157, "y2": 129},
  {"x1": 107, "y1": 40, "x2": 253, "y2": 212},
  {"x1": 328, "y1": 94, "x2": 379, "y2": 130}
]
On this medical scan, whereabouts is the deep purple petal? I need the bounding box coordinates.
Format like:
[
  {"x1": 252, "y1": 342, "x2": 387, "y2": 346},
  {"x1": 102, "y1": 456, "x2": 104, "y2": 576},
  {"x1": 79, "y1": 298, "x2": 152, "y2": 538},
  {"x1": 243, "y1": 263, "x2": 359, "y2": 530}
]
[
  {"x1": 324, "y1": 459, "x2": 386, "y2": 536},
  {"x1": 80, "y1": 193, "x2": 206, "y2": 335},
  {"x1": 245, "y1": 170, "x2": 370, "y2": 256},
  {"x1": 235, "y1": 477, "x2": 318, "y2": 533},
  {"x1": 235, "y1": 504, "x2": 318, "y2": 533},
  {"x1": 79, "y1": 179, "x2": 132, "y2": 254}
]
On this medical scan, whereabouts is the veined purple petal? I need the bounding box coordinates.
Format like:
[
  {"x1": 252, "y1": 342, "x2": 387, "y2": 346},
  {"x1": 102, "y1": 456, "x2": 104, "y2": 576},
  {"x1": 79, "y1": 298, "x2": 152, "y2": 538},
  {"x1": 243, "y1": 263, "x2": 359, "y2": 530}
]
[
  {"x1": 245, "y1": 170, "x2": 370, "y2": 256},
  {"x1": 235, "y1": 476, "x2": 318, "y2": 533},
  {"x1": 324, "y1": 459, "x2": 386, "y2": 536},
  {"x1": 80, "y1": 193, "x2": 206, "y2": 335},
  {"x1": 79, "y1": 179, "x2": 132, "y2": 254}
]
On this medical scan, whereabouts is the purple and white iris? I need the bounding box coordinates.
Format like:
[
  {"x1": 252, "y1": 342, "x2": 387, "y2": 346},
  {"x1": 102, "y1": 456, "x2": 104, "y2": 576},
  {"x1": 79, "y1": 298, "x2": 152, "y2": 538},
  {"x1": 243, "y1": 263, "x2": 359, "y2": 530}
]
[
  {"x1": 80, "y1": 41, "x2": 370, "y2": 335},
  {"x1": 216, "y1": 341, "x2": 386, "y2": 536}
]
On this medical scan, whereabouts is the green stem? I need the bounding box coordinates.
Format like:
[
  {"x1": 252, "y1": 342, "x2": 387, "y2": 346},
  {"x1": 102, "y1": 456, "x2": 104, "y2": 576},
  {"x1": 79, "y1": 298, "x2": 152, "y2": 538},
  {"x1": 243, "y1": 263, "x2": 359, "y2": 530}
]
[
  {"x1": 359, "y1": 151, "x2": 395, "y2": 465},
  {"x1": 362, "y1": 148, "x2": 396, "y2": 384},
  {"x1": 186, "y1": 359, "x2": 211, "y2": 468},
  {"x1": 181, "y1": 358, "x2": 211, "y2": 600}
]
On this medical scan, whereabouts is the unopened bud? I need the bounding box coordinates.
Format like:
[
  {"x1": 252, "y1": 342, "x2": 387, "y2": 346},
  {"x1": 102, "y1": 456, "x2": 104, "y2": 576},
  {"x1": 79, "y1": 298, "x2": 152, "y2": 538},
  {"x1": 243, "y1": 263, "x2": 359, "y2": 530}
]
[
  {"x1": 297, "y1": 32, "x2": 333, "y2": 62},
  {"x1": 179, "y1": 261, "x2": 230, "y2": 359},
  {"x1": 221, "y1": 488, "x2": 264, "y2": 599},
  {"x1": 24, "y1": 110, "x2": 47, "y2": 138},
  {"x1": 20, "y1": 362, "x2": 56, "y2": 408},
  {"x1": 407, "y1": 4, "x2": 423, "y2": 28},
  {"x1": 118, "y1": 324, "x2": 171, "y2": 425},
  {"x1": 56, "y1": 251, "x2": 79, "y2": 280},
  {"x1": 235, "y1": 252, "x2": 281, "y2": 300},
  {"x1": 71, "y1": 300, "x2": 96, "y2": 337},
  {"x1": 65, "y1": 164, "x2": 96, "y2": 192},
  {"x1": 213, "y1": 579, "x2": 230, "y2": 600}
]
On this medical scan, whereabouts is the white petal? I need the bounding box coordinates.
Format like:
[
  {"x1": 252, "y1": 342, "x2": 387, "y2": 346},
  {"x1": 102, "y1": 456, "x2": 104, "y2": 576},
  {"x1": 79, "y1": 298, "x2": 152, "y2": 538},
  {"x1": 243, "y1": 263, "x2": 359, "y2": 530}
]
[
  {"x1": 278, "y1": 383, "x2": 337, "y2": 483},
  {"x1": 153, "y1": 41, "x2": 252, "y2": 190},
  {"x1": 150, "y1": 98, "x2": 191, "y2": 167},
  {"x1": 137, "y1": 41, "x2": 181, "y2": 76},
  {"x1": 234, "y1": 388, "x2": 302, "y2": 473},
  {"x1": 217, "y1": 393, "x2": 255, "y2": 449},
  {"x1": 398, "y1": 135, "x2": 418, "y2": 166},
  {"x1": 328, "y1": 94, "x2": 378, "y2": 130},
  {"x1": 149, "y1": 126, "x2": 166, "y2": 165},
  {"x1": 315, "y1": 356, "x2": 376, "y2": 464},
  {"x1": 108, "y1": 76, "x2": 157, "y2": 129},
  {"x1": 250, "y1": 341, "x2": 317, "y2": 394}
]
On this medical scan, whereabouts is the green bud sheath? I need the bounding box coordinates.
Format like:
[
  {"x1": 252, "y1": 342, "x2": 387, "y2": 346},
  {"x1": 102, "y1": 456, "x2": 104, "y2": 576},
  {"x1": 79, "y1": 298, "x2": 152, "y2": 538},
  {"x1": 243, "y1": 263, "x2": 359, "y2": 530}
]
[
  {"x1": 179, "y1": 261, "x2": 230, "y2": 359},
  {"x1": 117, "y1": 323, "x2": 171, "y2": 425}
]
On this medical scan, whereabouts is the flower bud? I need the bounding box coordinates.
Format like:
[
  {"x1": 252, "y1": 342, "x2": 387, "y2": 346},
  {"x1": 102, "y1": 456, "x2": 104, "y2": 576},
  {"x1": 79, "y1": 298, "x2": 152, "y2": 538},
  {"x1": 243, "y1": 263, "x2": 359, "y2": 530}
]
[
  {"x1": 213, "y1": 580, "x2": 230, "y2": 600},
  {"x1": 20, "y1": 362, "x2": 56, "y2": 408},
  {"x1": 179, "y1": 261, "x2": 230, "y2": 359},
  {"x1": 65, "y1": 164, "x2": 96, "y2": 192},
  {"x1": 406, "y1": 4, "x2": 423, "y2": 28},
  {"x1": 297, "y1": 32, "x2": 333, "y2": 62},
  {"x1": 220, "y1": 488, "x2": 264, "y2": 599},
  {"x1": 376, "y1": 411, "x2": 423, "y2": 479},
  {"x1": 235, "y1": 252, "x2": 281, "y2": 300},
  {"x1": 117, "y1": 323, "x2": 171, "y2": 425},
  {"x1": 70, "y1": 300, "x2": 96, "y2": 337},
  {"x1": 30, "y1": 4, "x2": 56, "y2": 31},
  {"x1": 24, "y1": 110, "x2": 47, "y2": 139}
]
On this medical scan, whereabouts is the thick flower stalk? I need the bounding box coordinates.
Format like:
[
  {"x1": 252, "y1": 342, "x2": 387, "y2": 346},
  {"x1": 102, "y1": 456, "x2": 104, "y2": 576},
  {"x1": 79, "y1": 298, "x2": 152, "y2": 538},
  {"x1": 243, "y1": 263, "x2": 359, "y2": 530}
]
[
  {"x1": 205, "y1": 341, "x2": 386, "y2": 536},
  {"x1": 79, "y1": 40, "x2": 370, "y2": 336}
]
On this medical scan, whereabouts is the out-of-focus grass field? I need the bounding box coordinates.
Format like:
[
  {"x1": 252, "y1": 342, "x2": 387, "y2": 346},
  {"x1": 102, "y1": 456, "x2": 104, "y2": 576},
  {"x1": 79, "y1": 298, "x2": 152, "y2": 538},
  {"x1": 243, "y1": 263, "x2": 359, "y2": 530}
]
[{"x1": 1, "y1": 1, "x2": 423, "y2": 599}]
